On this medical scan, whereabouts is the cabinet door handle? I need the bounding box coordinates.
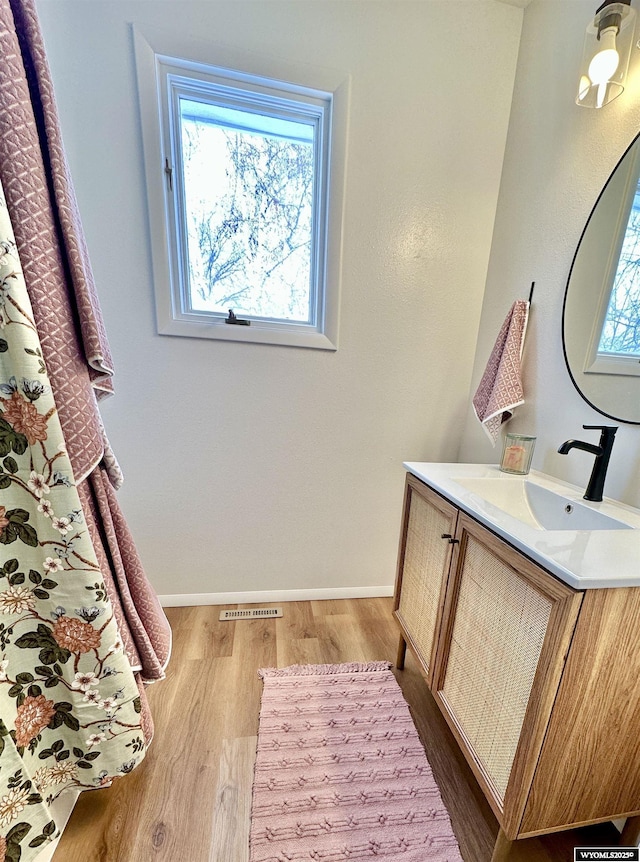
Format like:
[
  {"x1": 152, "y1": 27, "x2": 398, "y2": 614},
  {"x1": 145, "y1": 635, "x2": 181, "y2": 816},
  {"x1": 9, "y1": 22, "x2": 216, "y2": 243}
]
[
  {"x1": 449, "y1": 538, "x2": 460, "y2": 545},
  {"x1": 441, "y1": 533, "x2": 452, "y2": 539}
]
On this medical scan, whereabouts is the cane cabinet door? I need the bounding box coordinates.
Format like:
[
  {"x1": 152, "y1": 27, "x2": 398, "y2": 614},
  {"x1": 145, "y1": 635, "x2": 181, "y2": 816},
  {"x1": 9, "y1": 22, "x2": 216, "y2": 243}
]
[
  {"x1": 393, "y1": 475, "x2": 458, "y2": 685},
  {"x1": 432, "y1": 514, "x2": 582, "y2": 832}
]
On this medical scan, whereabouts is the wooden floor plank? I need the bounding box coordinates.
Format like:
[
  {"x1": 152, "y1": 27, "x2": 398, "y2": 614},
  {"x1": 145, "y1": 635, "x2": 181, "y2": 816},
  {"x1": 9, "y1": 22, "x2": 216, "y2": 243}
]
[
  {"x1": 209, "y1": 737, "x2": 256, "y2": 862},
  {"x1": 275, "y1": 600, "x2": 317, "y2": 641},
  {"x1": 172, "y1": 605, "x2": 235, "y2": 662},
  {"x1": 53, "y1": 599, "x2": 621, "y2": 862},
  {"x1": 277, "y1": 635, "x2": 325, "y2": 667}
]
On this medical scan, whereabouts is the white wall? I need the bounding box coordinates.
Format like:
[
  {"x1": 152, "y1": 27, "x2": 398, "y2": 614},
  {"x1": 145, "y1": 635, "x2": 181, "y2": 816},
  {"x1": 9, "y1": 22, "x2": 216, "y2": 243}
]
[
  {"x1": 459, "y1": 0, "x2": 640, "y2": 510},
  {"x1": 34, "y1": 0, "x2": 522, "y2": 601}
]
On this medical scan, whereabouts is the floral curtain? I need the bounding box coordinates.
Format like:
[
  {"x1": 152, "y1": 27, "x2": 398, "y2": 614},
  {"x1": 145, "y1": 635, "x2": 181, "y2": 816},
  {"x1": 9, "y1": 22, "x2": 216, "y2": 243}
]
[
  {"x1": 0, "y1": 2, "x2": 172, "y2": 855},
  {"x1": 0, "y1": 180, "x2": 149, "y2": 862},
  {"x1": 0, "y1": 0, "x2": 171, "y2": 696}
]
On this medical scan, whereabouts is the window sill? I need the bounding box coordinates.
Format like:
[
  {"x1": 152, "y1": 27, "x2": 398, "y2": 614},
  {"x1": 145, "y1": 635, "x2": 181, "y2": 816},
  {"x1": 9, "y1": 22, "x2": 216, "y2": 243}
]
[
  {"x1": 584, "y1": 353, "x2": 640, "y2": 378},
  {"x1": 157, "y1": 314, "x2": 338, "y2": 350}
]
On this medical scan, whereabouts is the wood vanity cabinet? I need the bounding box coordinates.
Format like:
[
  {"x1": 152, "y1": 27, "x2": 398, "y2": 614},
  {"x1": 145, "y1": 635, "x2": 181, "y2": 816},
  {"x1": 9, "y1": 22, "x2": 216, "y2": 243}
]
[{"x1": 394, "y1": 472, "x2": 640, "y2": 856}]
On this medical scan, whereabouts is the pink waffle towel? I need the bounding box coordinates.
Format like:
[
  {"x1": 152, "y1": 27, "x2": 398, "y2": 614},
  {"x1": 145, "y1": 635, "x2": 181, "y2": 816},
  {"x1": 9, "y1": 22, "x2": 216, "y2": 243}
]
[{"x1": 472, "y1": 300, "x2": 530, "y2": 444}]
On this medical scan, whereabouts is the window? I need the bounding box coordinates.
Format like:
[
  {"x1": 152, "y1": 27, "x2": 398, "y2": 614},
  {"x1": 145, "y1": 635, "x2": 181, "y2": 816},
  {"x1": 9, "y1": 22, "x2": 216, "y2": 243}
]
[
  {"x1": 597, "y1": 179, "x2": 640, "y2": 365},
  {"x1": 134, "y1": 34, "x2": 347, "y2": 349},
  {"x1": 584, "y1": 144, "x2": 640, "y2": 378}
]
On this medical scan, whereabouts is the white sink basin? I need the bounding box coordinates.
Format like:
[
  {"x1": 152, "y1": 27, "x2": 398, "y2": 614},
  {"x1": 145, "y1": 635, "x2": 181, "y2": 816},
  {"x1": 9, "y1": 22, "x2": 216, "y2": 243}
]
[{"x1": 455, "y1": 476, "x2": 633, "y2": 532}]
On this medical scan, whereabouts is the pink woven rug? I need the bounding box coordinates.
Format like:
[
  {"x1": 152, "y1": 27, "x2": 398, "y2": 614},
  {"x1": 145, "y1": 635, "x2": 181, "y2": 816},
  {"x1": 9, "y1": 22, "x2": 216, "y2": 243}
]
[{"x1": 249, "y1": 662, "x2": 464, "y2": 861}]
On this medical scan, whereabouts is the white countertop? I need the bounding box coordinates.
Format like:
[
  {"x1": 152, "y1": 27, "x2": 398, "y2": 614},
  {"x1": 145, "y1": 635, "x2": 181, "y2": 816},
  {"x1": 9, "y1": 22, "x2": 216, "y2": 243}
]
[{"x1": 404, "y1": 462, "x2": 640, "y2": 590}]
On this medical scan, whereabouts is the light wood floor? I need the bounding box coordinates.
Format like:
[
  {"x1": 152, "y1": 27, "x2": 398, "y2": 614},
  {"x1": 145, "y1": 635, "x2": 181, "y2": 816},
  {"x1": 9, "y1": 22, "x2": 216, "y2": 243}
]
[{"x1": 53, "y1": 599, "x2": 619, "y2": 861}]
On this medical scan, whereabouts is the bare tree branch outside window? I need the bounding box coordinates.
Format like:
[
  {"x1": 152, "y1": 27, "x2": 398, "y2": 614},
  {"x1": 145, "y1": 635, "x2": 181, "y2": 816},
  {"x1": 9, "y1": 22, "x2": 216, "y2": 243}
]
[
  {"x1": 181, "y1": 114, "x2": 314, "y2": 323},
  {"x1": 599, "y1": 197, "x2": 640, "y2": 357}
]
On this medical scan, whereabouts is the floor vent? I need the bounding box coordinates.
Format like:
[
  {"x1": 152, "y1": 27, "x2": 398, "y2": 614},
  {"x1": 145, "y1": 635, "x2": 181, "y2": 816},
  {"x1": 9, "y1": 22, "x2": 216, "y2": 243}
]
[{"x1": 219, "y1": 607, "x2": 283, "y2": 621}]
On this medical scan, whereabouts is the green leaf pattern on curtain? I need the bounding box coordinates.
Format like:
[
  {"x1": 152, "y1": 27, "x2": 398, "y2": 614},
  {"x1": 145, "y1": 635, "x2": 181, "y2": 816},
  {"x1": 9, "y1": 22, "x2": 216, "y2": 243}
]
[{"x1": 0, "y1": 183, "x2": 146, "y2": 861}]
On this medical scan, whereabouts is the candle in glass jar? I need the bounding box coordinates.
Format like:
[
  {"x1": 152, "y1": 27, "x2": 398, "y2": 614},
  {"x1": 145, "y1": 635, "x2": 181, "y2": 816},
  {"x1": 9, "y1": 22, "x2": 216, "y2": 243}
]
[{"x1": 500, "y1": 433, "x2": 536, "y2": 474}]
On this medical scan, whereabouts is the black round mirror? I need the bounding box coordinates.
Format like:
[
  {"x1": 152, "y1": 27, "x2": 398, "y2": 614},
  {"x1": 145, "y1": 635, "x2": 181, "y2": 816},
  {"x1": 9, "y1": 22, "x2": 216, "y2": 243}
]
[{"x1": 563, "y1": 132, "x2": 640, "y2": 425}]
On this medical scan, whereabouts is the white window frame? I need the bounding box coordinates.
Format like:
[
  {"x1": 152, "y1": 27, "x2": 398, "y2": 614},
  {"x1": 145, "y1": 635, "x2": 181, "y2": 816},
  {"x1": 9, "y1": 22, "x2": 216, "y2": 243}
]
[{"x1": 133, "y1": 30, "x2": 348, "y2": 350}]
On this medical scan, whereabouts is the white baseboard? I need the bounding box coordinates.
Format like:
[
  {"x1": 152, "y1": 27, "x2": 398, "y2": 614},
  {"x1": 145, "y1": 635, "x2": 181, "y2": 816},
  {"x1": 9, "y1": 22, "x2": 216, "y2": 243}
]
[{"x1": 159, "y1": 585, "x2": 394, "y2": 607}]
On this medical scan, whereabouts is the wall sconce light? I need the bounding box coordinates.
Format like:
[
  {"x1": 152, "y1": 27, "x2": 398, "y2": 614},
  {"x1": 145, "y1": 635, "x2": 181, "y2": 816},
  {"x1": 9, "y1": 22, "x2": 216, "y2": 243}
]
[{"x1": 577, "y1": 0, "x2": 636, "y2": 108}]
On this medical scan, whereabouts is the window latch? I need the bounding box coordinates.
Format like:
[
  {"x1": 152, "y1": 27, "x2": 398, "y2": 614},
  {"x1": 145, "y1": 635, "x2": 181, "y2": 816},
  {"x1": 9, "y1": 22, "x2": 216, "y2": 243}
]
[
  {"x1": 164, "y1": 158, "x2": 173, "y2": 192},
  {"x1": 225, "y1": 309, "x2": 250, "y2": 326}
]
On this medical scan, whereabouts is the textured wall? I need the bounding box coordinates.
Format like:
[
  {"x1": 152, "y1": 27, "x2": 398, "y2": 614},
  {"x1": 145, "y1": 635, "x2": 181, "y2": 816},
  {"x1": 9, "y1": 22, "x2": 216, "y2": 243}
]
[
  {"x1": 34, "y1": 0, "x2": 522, "y2": 600},
  {"x1": 459, "y1": 0, "x2": 640, "y2": 510}
]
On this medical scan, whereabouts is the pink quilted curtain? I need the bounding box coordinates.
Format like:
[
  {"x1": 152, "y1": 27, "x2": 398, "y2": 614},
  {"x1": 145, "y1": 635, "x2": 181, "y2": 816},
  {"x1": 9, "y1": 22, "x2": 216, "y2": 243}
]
[{"x1": 0, "y1": 0, "x2": 170, "y2": 699}]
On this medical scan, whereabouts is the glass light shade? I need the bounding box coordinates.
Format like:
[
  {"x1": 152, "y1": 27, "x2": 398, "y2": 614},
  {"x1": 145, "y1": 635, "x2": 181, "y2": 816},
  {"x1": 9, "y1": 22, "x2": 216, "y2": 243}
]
[{"x1": 576, "y1": 2, "x2": 636, "y2": 108}]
